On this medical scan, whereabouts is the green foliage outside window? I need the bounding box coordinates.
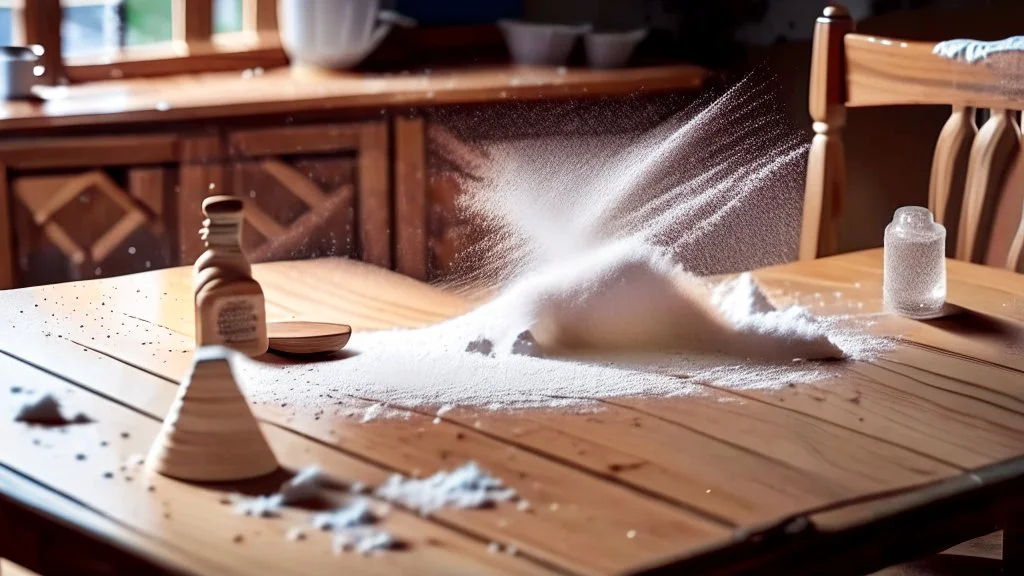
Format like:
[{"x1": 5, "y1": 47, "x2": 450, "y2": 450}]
[{"x1": 124, "y1": 0, "x2": 241, "y2": 46}]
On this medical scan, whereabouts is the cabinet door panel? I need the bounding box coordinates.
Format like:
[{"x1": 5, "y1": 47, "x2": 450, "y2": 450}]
[
  {"x1": 230, "y1": 155, "x2": 357, "y2": 263},
  {"x1": 11, "y1": 166, "x2": 174, "y2": 286}
]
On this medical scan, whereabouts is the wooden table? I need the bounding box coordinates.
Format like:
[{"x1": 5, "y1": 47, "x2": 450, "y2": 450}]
[{"x1": 0, "y1": 248, "x2": 1022, "y2": 575}]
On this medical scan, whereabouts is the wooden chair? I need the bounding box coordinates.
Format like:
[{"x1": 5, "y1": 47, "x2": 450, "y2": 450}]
[{"x1": 802, "y1": 4, "x2": 1024, "y2": 272}]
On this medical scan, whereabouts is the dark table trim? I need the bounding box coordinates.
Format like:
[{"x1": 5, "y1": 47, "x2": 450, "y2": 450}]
[
  {"x1": 630, "y1": 455, "x2": 1024, "y2": 575},
  {"x1": 0, "y1": 463, "x2": 203, "y2": 576}
]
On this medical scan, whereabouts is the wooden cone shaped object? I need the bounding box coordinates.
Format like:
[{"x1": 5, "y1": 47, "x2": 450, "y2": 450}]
[{"x1": 146, "y1": 346, "x2": 278, "y2": 482}]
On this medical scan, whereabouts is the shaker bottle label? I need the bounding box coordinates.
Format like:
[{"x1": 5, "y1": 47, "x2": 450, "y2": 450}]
[{"x1": 212, "y1": 296, "x2": 262, "y2": 344}]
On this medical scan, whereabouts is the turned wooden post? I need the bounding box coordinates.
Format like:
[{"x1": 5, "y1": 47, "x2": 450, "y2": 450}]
[{"x1": 801, "y1": 5, "x2": 853, "y2": 261}]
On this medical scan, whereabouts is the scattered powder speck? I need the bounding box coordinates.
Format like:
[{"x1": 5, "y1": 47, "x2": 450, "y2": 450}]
[
  {"x1": 279, "y1": 466, "x2": 325, "y2": 504},
  {"x1": 510, "y1": 330, "x2": 543, "y2": 357},
  {"x1": 314, "y1": 499, "x2": 398, "y2": 556},
  {"x1": 465, "y1": 337, "x2": 494, "y2": 356},
  {"x1": 233, "y1": 465, "x2": 325, "y2": 517},
  {"x1": 228, "y1": 467, "x2": 396, "y2": 555},
  {"x1": 374, "y1": 461, "x2": 516, "y2": 516},
  {"x1": 360, "y1": 403, "x2": 388, "y2": 423},
  {"x1": 233, "y1": 494, "x2": 285, "y2": 518},
  {"x1": 433, "y1": 405, "x2": 453, "y2": 425},
  {"x1": 313, "y1": 498, "x2": 374, "y2": 531},
  {"x1": 332, "y1": 528, "x2": 395, "y2": 555},
  {"x1": 14, "y1": 393, "x2": 92, "y2": 425}
]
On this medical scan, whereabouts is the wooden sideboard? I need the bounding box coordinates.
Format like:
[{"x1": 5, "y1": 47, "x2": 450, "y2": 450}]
[{"x1": 0, "y1": 64, "x2": 711, "y2": 288}]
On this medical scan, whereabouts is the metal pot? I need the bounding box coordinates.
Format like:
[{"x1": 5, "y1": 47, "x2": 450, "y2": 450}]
[
  {"x1": 0, "y1": 45, "x2": 45, "y2": 100},
  {"x1": 277, "y1": 0, "x2": 415, "y2": 70}
]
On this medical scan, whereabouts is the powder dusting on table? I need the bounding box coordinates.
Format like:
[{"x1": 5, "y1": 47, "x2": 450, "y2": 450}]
[
  {"x1": 230, "y1": 461, "x2": 515, "y2": 555},
  {"x1": 236, "y1": 256, "x2": 886, "y2": 421},
  {"x1": 236, "y1": 74, "x2": 890, "y2": 421}
]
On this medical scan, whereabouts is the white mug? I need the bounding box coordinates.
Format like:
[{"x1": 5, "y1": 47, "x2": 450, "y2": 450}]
[{"x1": 278, "y1": 0, "x2": 415, "y2": 70}]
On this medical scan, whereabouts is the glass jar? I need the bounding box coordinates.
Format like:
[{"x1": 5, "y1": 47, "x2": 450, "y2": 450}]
[{"x1": 883, "y1": 206, "x2": 946, "y2": 319}]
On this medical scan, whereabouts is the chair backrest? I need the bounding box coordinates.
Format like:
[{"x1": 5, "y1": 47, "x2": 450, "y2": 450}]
[{"x1": 802, "y1": 4, "x2": 1024, "y2": 272}]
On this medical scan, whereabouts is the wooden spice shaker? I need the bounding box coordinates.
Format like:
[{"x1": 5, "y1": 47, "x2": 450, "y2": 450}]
[{"x1": 193, "y1": 196, "x2": 269, "y2": 356}]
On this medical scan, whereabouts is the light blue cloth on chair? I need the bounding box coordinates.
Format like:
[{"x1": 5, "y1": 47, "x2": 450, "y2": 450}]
[{"x1": 934, "y1": 36, "x2": 1024, "y2": 63}]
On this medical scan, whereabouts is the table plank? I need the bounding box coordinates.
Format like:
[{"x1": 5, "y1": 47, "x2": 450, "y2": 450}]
[
  {"x1": 440, "y1": 405, "x2": 847, "y2": 526},
  {"x1": 445, "y1": 398, "x2": 952, "y2": 524},
  {"x1": 879, "y1": 347, "x2": 1024, "y2": 410},
  {"x1": 714, "y1": 367, "x2": 1024, "y2": 469}
]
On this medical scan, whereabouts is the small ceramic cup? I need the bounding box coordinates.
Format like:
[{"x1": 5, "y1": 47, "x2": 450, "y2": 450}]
[
  {"x1": 498, "y1": 20, "x2": 592, "y2": 66},
  {"x1": 0, "y1": 45, "x2": 45, "y2": 99},
  {"x1": 584, "y1": 29, "x2": 648, "y2": 69}
]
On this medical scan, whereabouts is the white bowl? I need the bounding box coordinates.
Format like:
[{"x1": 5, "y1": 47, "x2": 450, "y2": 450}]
[
  {"x1": 498, "y1": 20, "x2": 591, "y2": 66},
  {"x1": 584, "y1": 29, "x2": 648, "y2": 69}
]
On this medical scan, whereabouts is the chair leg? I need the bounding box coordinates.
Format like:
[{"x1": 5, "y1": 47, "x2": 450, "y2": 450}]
[{"x1": 1007, "y1": 522, "x2": 1023, "y2": 575}]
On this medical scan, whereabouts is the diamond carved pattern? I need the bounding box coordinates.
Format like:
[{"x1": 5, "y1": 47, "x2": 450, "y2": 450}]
[
  {"x1": 234, "y1": 157, "x2": 355, "y2": 262},
  {"x1": 14, "y1": 170, "x2": 150, "y2": 268}
]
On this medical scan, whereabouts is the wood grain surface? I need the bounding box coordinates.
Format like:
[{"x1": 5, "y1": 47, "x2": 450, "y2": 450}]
[
  {"x1": 845, "y1": 34, "x2": 1024, "y2": 110},
  {"x1": 0, "y1": 249, "x2": 1023, "y2": 574}
]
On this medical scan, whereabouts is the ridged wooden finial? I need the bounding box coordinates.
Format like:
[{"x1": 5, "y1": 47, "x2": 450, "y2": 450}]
[
  {"x1": 202, "y1": 195, "x2": 244, "y2": 217},
  {"x1": 822, "y1": 5, "x2": 851, "y2": 19},
  {"x1": 146, "y1": 346, "x2": 278, "y2": 482}
]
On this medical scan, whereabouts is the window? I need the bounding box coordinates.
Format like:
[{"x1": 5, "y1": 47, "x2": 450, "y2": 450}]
[
  {"x1": 122, "y1": 0, "x2": 173, "y2": 47},
  {"x1": 213, "y1": 0, "x2": 241, "y2": 34},
  {"x1": 61, "y1": 0, "x2": 128, "y2": 56},
  {"x1": 12, "y1": 0, "x2": 280, "y2": 82},
  {"x1": 0, "y1": 1, "x2": 20, "y2": 45}
]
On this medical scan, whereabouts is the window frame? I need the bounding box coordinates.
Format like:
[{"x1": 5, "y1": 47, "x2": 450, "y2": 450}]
[{"x1": 5, "y1": 0, "x2": 283, "y2": 83}]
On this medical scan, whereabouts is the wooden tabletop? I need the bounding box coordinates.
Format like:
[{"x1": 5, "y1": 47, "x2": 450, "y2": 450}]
[
  {"x1": 0, "y1": 64, "x2": 711, "y2": 133},
  {"x1": 0, "y1": 248, "x2": 1023, "y2": 575}
]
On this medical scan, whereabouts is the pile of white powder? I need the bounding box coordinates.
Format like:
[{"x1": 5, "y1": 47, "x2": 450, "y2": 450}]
[
  {"x1": 233, "y1": 74, "x2": 889, "y2": 421},
  {"x1": 236, "y1": 240, "x2": 886, "y2": 420}
]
